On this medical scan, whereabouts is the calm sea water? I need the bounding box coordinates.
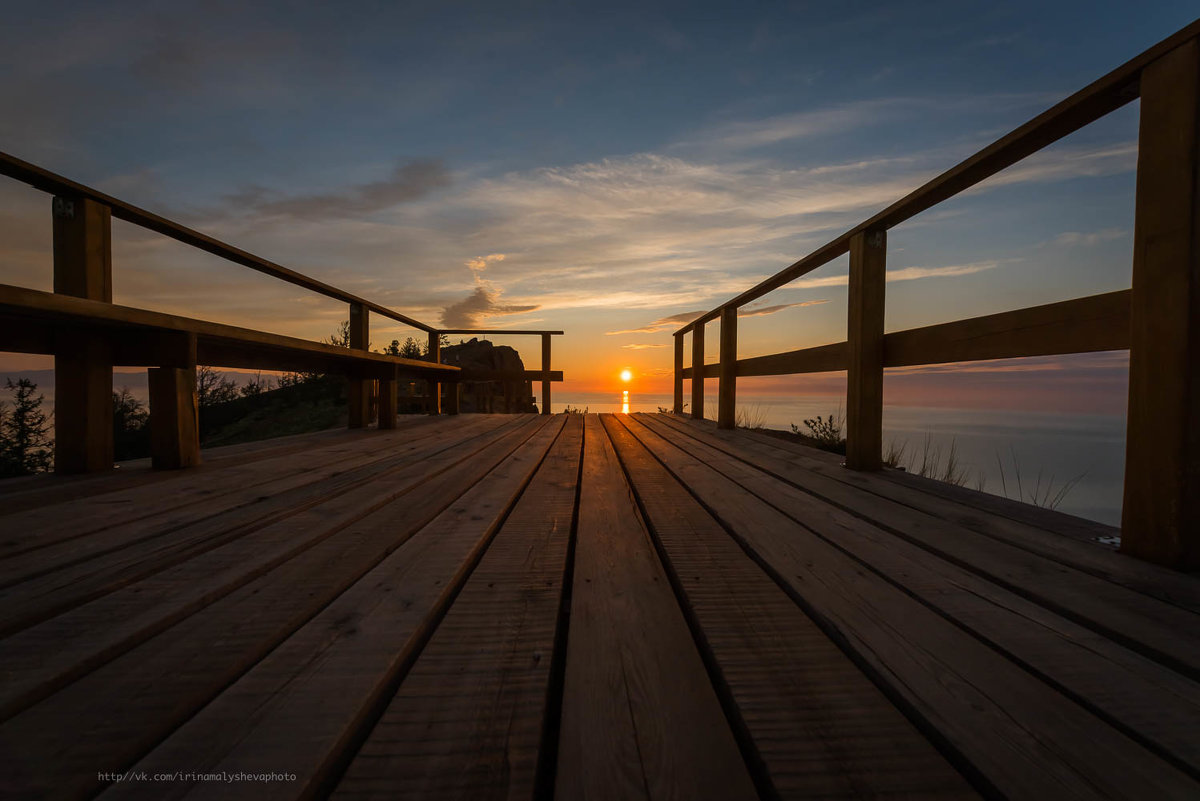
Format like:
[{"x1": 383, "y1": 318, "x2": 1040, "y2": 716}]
[{"x1": 553, "y1": 391, "x2": 1124, "y2": 527}]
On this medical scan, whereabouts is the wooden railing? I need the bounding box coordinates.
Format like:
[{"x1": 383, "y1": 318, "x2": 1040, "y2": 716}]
[
  {"x1": 673, "y1": 19, "x2": 1200, "y2": 570},
  {"x1": 0, "y1": 154, "x2": 563, "y2": 473}
]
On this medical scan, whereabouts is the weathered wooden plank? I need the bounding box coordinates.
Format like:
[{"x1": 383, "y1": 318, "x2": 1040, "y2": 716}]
[
  {"x1": 0, "y1": 416, "x2": 532, "y2": 720},
  {"x1": 0, "y1": 418, "x2": 499, "y2": 589},
  {"x1": 555, "y1": 415, "x2": 756, "y2": 801},
  {"x1": 0, "y1": 417, "x2": 551, "y2": 799},
  {"x1": 660, "y1": 413, "x2": 1200, "y2": 615},
  {"x1": 846, "y1": 229, "x2": 885, "y2": 470},
  {"x1": 602, "y1": 415, "x2": 978, "y2": 800},
  {"x1": 735, "y1": 341, "x2": 847, "y2": 377},
  {"x1": 625, "y1": 414, "x2": 1200, "y2": 799},
  {"x1": 0, "y1": 284, "x2": 458, "y2": 379},
  {"x1": 0, "y1": 418, "x2": 448, "y2": 566},
  {"x1": 653, "y1": 412, "x2": 1200, "y2": 655},
  {"x1": 685, "y1": 291, "x2": 1131, "y2": 382},
  {"x1": 0, "y1": 426, "x2": 398, "y2": 519},
  {"x1": 101, "y1": 416, "x2": 568, "y2": 800},
  {"x1": 1122, "y1": 38, "x2": 1200, "y2": 569},
  {"x1": 332, "y1": 414, "x2": 582, "y2": 800},
  {"x1": 634, "y1": 414, "x2": 1200, "y2": 778},
  {"x1": 691, "y1": 323, "x2": 705, "y2": 420},
  {"x1": 882, "y1": 290, "x2": 1131, "y2": 366}
]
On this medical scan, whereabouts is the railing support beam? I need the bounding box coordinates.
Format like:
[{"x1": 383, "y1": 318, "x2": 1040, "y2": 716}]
[
  {"x1": 427, "y1": 331, "x2": 442, "y2": 414},
  {"x1": 846, "y1": 229, "x2": 886, "y2": 471},
  {"x1": 1122, "y1": 39, "x2": 1200, "y2": 569},
  {"x1": 691, "y1": 324, "x2": 705, "y2": 419},
  {"x1": 377, "y1": 370, "x2": 398, "y2": 429},
  {"x1": 542, "y1": 333, "x2": 552, "y2": 415},
  {"x1": 673, "y1": 333, "x2": 684, "y2": 414},
  {"x1": 52, "y1": 196, "x2": 113, "y2": 473},
  {"x1": 148, "y1": 332, "x2": 200, "y2": 469},
  {"x1": 347, "y1": 302, "x2": 371, "y2": 428},
  {"x1": 718, "y1": 307, "x2": 737, "y2": 429}
]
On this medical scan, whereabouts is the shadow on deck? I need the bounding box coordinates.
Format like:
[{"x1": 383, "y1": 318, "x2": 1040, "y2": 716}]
[{"x1": 1, "y1": 412, "x2": 1198, "y2": 800}]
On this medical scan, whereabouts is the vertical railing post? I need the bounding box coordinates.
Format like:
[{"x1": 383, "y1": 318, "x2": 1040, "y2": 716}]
[
  {"x1": 378, "y1": 366, "x2": 398, "y2": 430},
  {"x1": 718, "y1": 306, "x2": 737, "y2": 429},
  {"x1": 673, "y1": 333, "x2": 684, "y2": 414},
  {"x1": 52, "y1": 196, "x2": 113, "y2": 473},
  {"x1": 347, "y1": 302, "x2": 370, "y2": 428},
  {"x1": 691, "y1": 323, "x2": 705, "y2": 419},
  {"x1": 846, "y1": 229, "x2": 886, "y2": 470},
  {"x1": 427, "y1": 331, "x2": 442, "y2": 414},
  {"x1": 541, "y1": 333, "x2": 552, "y2": 415},
  {"x1": 1122, "y1": 38, "x2": 1200, "y2": 569},
  {"x1": 148, "y1": 332, "x2": 200, "y2": 469}
]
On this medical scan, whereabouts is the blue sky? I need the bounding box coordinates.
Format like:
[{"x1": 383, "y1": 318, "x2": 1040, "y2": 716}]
[{"x1": 1, "y1": 0, "x2": 1195, "y2": 402}]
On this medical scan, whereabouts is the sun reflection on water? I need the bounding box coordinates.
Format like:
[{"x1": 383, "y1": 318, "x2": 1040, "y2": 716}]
[{"x1": 622, "y1": 390, "x2": 629, "y2": 414}]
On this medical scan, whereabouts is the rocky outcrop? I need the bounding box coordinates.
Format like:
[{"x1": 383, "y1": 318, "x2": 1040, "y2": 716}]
[{"x1": 440, "y1": 338, "x2": 537, "y2": 413}]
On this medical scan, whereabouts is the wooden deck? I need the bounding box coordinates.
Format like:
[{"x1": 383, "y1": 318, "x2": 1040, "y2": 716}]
[{"x1": 1, "y1": 412, "x2": 1198, "y2": 800}]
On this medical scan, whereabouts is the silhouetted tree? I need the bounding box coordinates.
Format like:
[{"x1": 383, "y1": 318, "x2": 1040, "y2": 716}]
[
  {"x1": 112, "y1": 387, "x2": 150, "y2": 461},
  {"x1": 197, "y1": 366, "x2": 239, "y2": 407},
  {"x1": 112, "y1": 387, "x2": 148, "y2": 431},
  {"x1": 239, "y1": 372, "x2": 275, "y2": 398},
  {"x1": 0, "y1": 378, "x2": 53, "y2": 476},
  {"x1": 326, "y1": 320, "x2": 352, "y2": 348},
  {"x1": 385, "y1": 337, "x2": 423, "y2": 359}
]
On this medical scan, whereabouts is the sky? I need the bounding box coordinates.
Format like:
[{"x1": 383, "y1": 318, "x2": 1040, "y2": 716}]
[{"x1": 0, "y1": 0, "x2": 1195, "y2": 411}]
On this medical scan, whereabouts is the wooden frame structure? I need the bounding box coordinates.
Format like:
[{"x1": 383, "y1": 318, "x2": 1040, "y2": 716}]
[
  {"x1": 674, "y1": 20, "x2": 1200, "y2": 569},
  {"x1": 0, "y1": 155, "x2": 563, "y2": 473}
]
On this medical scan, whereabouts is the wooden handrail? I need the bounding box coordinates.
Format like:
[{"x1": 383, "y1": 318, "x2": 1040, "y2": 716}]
[
  {"x1": 675, "y1": 17, "x2": 1200, "y2": 335},
  {"x1": 672, "y1": 19, "x2": 1200, "y2": 568},
  {"x1": 0, "y1": 151, "x2": 568, "y2": 468},
  {"x1": 681, "y1": 291, "x2": 1129, "y2": 379},
  {"x1": 0, "y1": 151, "x2": 436, "y2": 333},
  {"x1": 0, "y1": 284, "x2": 458, "y2": 378}
]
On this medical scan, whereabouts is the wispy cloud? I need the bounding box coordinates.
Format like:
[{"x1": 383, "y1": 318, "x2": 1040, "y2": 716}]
[
  {"x1": 1051, "y1": 228, "x2": 1128, "y2": 247},
  {"x1": 620, "y1": 343, "x2": 668, "y2": 350},
  {"x1": 606, "y1": 310, "x2": 708, "y2": 335},
  {"x1": 784, "y1": 261, "x2": 1003, "y2": 289},
  {"x1": 684, "y1": 99, "x2": 908, "y2": 151},
  {"x1": 225, "y1": 159, "x2": 451, "y2": 220},
  {"x1": 466, "y1": 253, "x2": 506, "y2": 272},
  {"x1": 604, "y1": 298, "x2": 828, "y2": 337},
  {"x1": 981, "y1": 142, "x2": 1137, "y2": 189},
  {"x1": 739, "y1": 299, "x2": 829, "y2": 317},
  {"x1": 679, "y1": 93, "x2": 1053, "y2": 154}
]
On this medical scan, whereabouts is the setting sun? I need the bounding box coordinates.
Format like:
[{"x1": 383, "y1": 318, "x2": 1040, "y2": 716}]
[{"x1": 619, "y1": 369, "x2": 632, "y2": 383}]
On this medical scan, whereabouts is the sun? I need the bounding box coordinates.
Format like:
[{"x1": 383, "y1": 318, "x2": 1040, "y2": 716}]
[{"x1": 619, "y1": 369, "x2": 633, "y2": 383}]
